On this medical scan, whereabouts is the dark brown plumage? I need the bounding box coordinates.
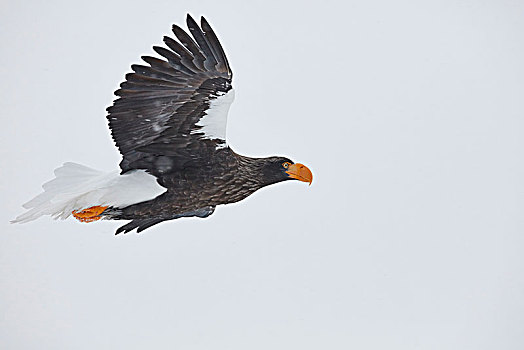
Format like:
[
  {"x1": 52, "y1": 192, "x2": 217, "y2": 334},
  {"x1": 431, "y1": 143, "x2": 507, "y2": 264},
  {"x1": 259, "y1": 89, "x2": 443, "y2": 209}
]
[{"x1": 110, "y1": 155, "x2": 298, "y2": 233}]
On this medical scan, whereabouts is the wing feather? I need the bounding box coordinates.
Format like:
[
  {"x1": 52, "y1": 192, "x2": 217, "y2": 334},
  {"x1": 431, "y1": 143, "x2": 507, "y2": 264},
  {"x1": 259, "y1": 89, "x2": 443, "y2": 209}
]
[
  {"x1": 200, "y1": 16, "x2": 231, "y2": 75},
  {"x1": 186, "y1": 15, "x2": 219, "y2": 69},
  {"x1": 106, "y1": 14, "x2": 234, "y2": 175},
  {"x1": 162, "y1": 36, "x2": 204, "y2": 73},
  {"x1": 171, "y1": 24, "x2": 207, "y2": 70}
]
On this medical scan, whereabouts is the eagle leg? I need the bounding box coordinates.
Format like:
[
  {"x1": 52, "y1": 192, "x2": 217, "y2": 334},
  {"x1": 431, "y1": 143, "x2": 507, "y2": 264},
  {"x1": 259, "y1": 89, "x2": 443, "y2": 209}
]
[{"x1": 72, "y1": 206, "x2": 108, "y2": 223}]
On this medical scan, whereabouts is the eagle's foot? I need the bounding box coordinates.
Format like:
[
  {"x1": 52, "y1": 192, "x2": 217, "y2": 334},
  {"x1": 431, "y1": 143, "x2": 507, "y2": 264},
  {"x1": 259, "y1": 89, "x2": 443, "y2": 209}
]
[{"x1": 72, "y1": 206, "x2": 108, "y2": 223}]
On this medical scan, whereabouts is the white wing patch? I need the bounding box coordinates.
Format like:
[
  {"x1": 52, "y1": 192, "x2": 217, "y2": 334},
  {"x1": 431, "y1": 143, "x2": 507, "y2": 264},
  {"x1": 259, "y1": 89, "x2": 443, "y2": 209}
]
[
  {"x1": 193, "y1": 88, "x2": 235, "y2": 147},
  {"x1": 12, "y1": 162, "x2": 167, "y2": 223}
]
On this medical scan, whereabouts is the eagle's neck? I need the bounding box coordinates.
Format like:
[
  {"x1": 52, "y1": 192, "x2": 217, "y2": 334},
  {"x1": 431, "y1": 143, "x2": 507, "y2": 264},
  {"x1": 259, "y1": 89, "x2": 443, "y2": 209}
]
[
  {"x1": 236, "y1": 155, "x2": 266, "y2": 186},
  {"x1": 235, "y1": 154, "x2": 283, "y2": 188}
]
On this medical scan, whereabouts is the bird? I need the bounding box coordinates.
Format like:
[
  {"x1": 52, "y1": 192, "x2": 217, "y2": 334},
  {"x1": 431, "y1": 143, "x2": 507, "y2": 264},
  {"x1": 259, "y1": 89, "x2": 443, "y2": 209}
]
[{"x1": 12, "y1": 14, "x2": 313, "y2": 234}]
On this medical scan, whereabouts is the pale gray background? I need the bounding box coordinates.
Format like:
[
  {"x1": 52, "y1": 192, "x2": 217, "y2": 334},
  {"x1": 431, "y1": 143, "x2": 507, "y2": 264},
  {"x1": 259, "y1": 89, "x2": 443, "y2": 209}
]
[{"x1": 1, "y1": 0, "x2": 523, "y2": 349}]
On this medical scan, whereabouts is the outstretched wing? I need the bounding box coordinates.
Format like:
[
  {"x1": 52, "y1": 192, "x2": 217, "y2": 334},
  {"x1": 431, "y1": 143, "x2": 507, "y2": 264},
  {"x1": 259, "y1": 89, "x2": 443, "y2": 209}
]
[{"x1": 107, "y1": 15, "x2": 234, "y2": 174}]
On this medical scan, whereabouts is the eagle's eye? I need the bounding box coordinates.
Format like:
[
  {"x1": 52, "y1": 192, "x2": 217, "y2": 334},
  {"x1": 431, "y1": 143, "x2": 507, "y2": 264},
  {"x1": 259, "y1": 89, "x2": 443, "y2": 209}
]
[{"x1": 282, "y1": 162, "x2": 290, "y2": 169}]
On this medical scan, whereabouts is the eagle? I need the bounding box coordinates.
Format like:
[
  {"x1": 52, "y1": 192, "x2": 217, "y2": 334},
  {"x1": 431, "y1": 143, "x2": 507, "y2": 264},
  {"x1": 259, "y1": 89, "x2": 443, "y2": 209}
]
[{"x1": 13, "y1": 14, "x2": 313, "y2": 234}]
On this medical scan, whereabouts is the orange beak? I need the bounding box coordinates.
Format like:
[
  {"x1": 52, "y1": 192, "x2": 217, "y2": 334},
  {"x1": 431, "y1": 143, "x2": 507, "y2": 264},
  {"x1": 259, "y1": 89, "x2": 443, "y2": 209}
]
[{"x1": 285, "y1": 163, "x2": 313, "y2": 185}]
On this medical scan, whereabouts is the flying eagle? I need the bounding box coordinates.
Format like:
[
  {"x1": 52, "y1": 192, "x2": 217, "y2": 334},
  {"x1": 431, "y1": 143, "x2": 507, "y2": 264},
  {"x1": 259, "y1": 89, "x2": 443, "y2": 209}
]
[{"x1": 13, "y1": 15, "x2": 313, "y2": 234}]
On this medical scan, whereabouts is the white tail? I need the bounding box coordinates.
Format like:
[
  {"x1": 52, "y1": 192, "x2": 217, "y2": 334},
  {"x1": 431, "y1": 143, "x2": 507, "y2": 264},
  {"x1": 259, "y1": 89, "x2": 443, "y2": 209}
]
[{"x1": 12, "y1": 162, "x2": 166, "y2": 223}]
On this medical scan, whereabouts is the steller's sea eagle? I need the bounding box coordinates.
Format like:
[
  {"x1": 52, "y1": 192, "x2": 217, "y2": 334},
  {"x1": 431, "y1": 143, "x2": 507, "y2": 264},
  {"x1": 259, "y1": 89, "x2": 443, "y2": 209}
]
[{"x1": 12, "y1": 14, "x2": 313, "y2": 234}]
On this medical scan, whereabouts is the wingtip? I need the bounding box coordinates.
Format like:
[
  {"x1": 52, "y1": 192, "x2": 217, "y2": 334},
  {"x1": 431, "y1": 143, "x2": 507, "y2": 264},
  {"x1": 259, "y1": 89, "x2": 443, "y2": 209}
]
[
  {"x1": 115, "y1": 223, "x2": 126, "y2": 235},
  {"x1": 200, "y1": 16, "x2": 211, "y2": 30},
  {"x1": 171, "y1": 23, "x2": 183, "y2": 33},
  {"x1": 152, "y1": 45, "x2": 165, "y2": 55},
  {"x1": 186, "y1": 13, "x2": 200, "y2": 32},
  {"x1": 186, "y1": 13, "x2": 196, "y2": 25}
]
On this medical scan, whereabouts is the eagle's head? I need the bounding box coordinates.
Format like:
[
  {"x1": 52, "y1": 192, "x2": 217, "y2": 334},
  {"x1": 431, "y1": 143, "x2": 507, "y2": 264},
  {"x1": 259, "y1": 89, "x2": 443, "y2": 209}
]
[{"x1": 259, "y1": 156, "x2": 313, "y2": 186}]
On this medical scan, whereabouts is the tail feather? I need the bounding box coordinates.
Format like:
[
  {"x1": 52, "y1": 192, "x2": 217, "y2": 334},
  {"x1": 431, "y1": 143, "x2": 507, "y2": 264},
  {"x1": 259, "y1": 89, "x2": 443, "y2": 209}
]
[
  {"x1": 12, "y1": 162, "x2": 166, "y2": 224},
  {"x1": 22, "y1": 163, "x2": 103, "y2": 210}
]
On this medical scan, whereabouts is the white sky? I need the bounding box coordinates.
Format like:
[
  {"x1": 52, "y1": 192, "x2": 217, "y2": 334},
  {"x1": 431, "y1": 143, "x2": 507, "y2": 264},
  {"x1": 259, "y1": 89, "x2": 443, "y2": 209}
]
[{"x1": 1, "y1": 0, "x2": 523, "y2": 349}]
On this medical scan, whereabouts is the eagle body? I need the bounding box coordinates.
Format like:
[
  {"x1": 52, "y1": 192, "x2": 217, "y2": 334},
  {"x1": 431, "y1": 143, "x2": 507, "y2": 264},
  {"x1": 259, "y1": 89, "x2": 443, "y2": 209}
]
[{"x1": 13, "y1": 15, "x2": 312, "y2": 233}]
